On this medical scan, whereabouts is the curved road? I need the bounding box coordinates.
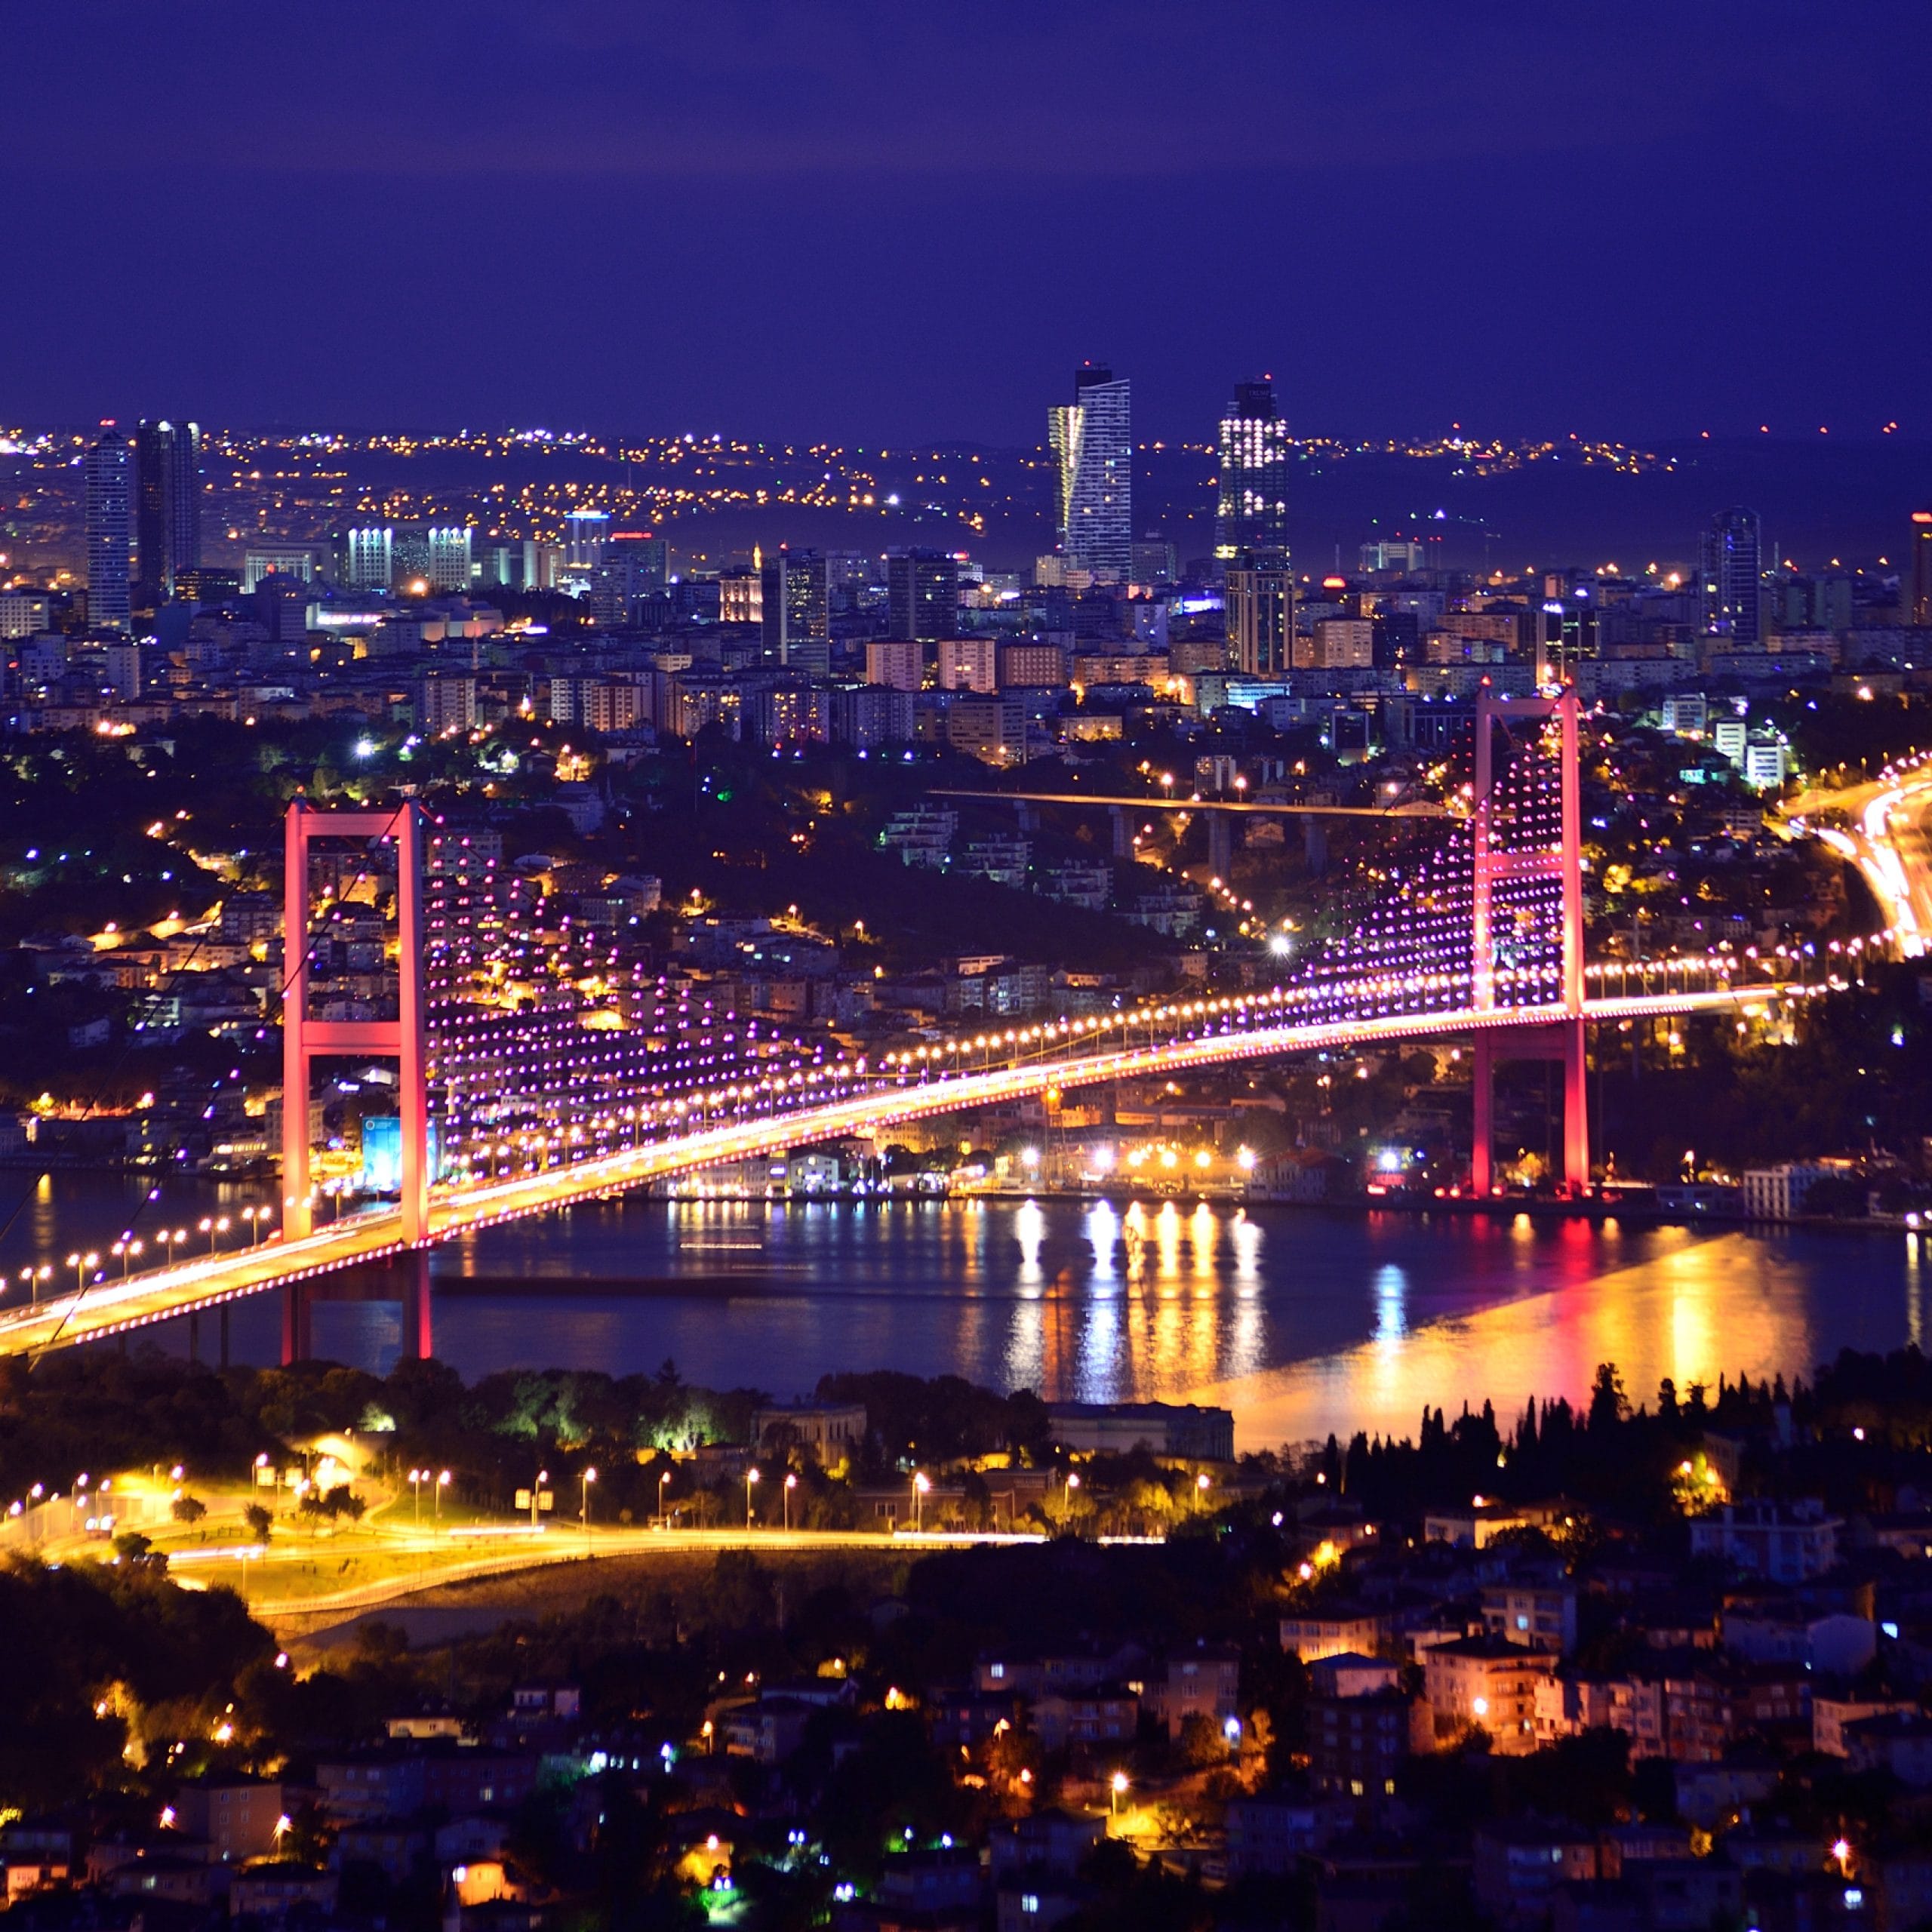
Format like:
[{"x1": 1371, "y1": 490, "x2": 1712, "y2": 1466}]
[{"x1": 1787, "y1": 757, "x2": 1932, "y2": 957}]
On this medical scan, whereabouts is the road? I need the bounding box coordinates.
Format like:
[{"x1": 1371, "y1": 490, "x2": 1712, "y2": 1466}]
[
  {"x1": 1786, "y1": 755, "x2": 1932, "y2": 957},
  {"x1": 0, "y1": 980, "x2": 1798, "y2": 1358}
]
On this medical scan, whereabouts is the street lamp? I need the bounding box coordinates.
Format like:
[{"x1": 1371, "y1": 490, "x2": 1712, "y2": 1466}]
[
  {"x1": 66, "y1": 1252, "x2": 98, "y2": 1296},
  {"x1": 580, "y1": 1467, "x2": 597, "y2": 1551},
  {"x1": 1111, "y1": 1770, "x2": 1129, "y2": 1817},
  {"x1": 783, "y1": 1471, "x2": 798, "y2": 1534},
  {"x1": 658, "y1": 1468, "x2": 672, "y2": 1530},
  {"x1": 913, "y1": 1470, "x2": 931, "y2": 1535},
  {"x1": 408, "y1": 1467, "x2": 426, "y2": 1526},
  {"x1": 532, "y1": 1469, "x2": 549, "y2": 1529},
  {"x1": 746, "y1": 1466, "x2": 760, "y2": 1530},
  {"x1": 198, "y1": 1217, "x2": 215, "y2": 1254},
  {"x1": 435, "y1": 1469, "x2": 451, "y2": 1528}
]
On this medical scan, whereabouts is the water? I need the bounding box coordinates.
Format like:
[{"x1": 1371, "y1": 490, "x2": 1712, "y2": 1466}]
[{"x1": 16, "y1": 1183, "x2": 1903, "y2": 1455}]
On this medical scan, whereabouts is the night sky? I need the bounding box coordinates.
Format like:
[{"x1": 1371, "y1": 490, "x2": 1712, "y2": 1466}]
[{"x1": 8, "y1": 1, "x2": 1929, "y2": 445}]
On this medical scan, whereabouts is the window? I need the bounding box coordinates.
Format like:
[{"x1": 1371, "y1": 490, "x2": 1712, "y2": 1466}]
[{"x1": 1022, "y1": 1895, "x2": 1041, "y2": 1915}]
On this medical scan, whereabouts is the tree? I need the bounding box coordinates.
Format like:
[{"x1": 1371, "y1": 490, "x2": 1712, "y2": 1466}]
[
  {"x1": 171, "y1": 1495, "x2": 207, "y2": 1524},
  {"x1": 243, "y1": 1503, "x2": 272, "y2": 1543}
]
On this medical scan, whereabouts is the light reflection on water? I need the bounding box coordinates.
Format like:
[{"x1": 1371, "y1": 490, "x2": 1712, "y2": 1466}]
[{"x1": 101, "y1": 1195, "x2": 1916, "y2": 1454}]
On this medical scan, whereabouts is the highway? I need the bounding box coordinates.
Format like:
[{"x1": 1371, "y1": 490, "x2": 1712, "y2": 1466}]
[
  {"x1": 0, "y1": 977, "x2": 1803, "y2": 1358},
  {"x1": 1787, "y1": 755, "x2": 1932, "y2": 958}
]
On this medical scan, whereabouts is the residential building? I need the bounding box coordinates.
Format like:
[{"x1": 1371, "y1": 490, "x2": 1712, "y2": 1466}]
[
  {"x1": 1423, "y1": 1634, "x2": 1558, "y2": 1752},
  {"x1": 1307, "y1": 1688, "x2": 1417, "y2": 1798},
  {"x1": 946, "y1": 696, "x2": 1026, "y2": 767},
  {"x1": 936, "y1": 635, "x2": 998, "y2": 693},
  {"x1": 1310, "y1": 617, "x2": 1375, "y2": 669},
  {"x1": 866, "y1": 637, "x2": 924, "y2": 692},
  {"x1": 1687, "y1": 1500, "x2": 1841, "y2": 1581},
  {"x1": 1481, "y1": 1581, "x2": 1578, "y2": 1654}
]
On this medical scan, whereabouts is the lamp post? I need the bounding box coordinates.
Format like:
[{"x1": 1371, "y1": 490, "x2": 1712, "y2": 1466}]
[
  {"x1": 1111, "y1": 1770, "x2": 1129, "y2": 1818},
  {"x1": 408, "y1": 1467, "x2": 425, "y2": 1526},
  {"x1": 783, "y1": 1471, "x2": 797, "y2": 1534},
  {"x1": 746, "y1": 1466, "x2": 759, "y2": 1530},
  {"x1": 532, "y1": 1469, "x2": 549, "y2": 1528},
  {"x1": 912, "y1": 1470, "x2": 931, "y2": 1535},
  {"x1": 435, "y1": 1469, "x2": 450, "y2": 1530},
  {"x1": 580, "y1": 1467, "x2": 596, "y2": 1552},
  {"x1": 658, "y1": 1469, "x2": 672, "y2": 1531}
]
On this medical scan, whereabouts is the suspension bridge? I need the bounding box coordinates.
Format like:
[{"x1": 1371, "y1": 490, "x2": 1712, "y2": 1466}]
[{"x1": 0, "y1": 691, "x2": 1814, "y2": 1360}]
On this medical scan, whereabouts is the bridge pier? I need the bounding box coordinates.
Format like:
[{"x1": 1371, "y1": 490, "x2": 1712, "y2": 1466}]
[
  {"x1": 1208, "y1": 812, "x2": 1236, "y2": 884},
  {"x1": 401, "y1": 1251, "x2": 433, "y2": 1361},
  {"x1": 1110, "y1": 805, "x2": 1131, "y2": 859},
  {"x1": 1303, "y1": 818, "x2": 1327, "y2": 875},
  {"x1": 281, "y1": 1280, "x2": 311, "y2": 1366},
  {"x1": 1471, "y1": 1018, "x2": 1589, "y2": 1197}
]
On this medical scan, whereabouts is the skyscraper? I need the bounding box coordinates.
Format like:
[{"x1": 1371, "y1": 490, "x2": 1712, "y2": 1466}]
[
  {"x1": 83, "y1": 427, "x2": 133, "y2": 632},
  {"x1": 134, "y1": 418, "x2": 202, "y2": 603},
  {"x1": 1225, "y1": 550, "x2": 1294, "y2": 677},
  {"x1": 1049, "y1": 363, "x2": 1131, "y2": 580},
  {"x1": 1215, "y1": 379, "x2": 1291, "y2": 562},
  {"x1": 885, "y1": 549, "x2": 958, "y2": 641},
  {"x1": 1909, "y1": 511, "x2": 1932, "y2": 628},
  {"x1": 760, "y1": 547, "x2": 829, "y2": 674},
  {"x1": 1700, "y1": 508, "x2": 1763, "y2": 646}
]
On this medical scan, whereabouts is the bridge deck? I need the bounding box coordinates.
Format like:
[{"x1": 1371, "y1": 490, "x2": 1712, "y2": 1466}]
[{"x1": 0, "y1": 985, "x2": 1800, "y2": 1355}]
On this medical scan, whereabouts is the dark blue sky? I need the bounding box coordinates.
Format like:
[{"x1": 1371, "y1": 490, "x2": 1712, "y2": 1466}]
[{"x1": 8, "y1": 1, "x2": 1928, "y2": 445}]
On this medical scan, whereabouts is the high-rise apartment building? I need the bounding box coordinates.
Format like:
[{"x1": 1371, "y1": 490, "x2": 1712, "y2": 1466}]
[
  {"x1": 134, "y1": 418, "x2": 201, "y2": 603},
  {"x1": 1225, "y1": 550, "x2": 1294, "y2": 677},
  {"x1": 760, "y1": 548, "x2": 829, "y2": 675},
  {"x1": 1909, "y1": 512, "x2": 1932, "y2": 627},
  {"x1": 1049, "y1": 363, "x2": 1131, "y2": 580},
  {"x1": 1700, "y1": 508, "x2": 1762, "y2": 647},
  {"x1": 1215, "y1": 380, "x2": 1291, "y2": 562},
  {"x1": 886, "y1": 549, "x2": 958, "y2": 641},
  {"x1": 865, "y1": 638, "x2": 924, "y2": 692},
  {"x1": 83, "y1": 427, "x2": 133, "y2": 632}
]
